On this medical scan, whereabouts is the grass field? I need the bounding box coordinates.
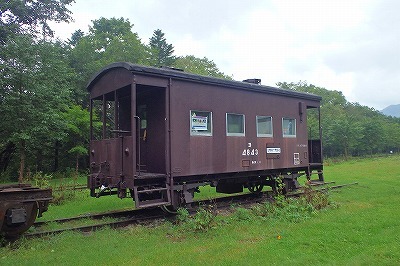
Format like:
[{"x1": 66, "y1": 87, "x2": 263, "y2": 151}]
[{"x1": 1, "y1": 155, "x2": 399, "y2": 265}]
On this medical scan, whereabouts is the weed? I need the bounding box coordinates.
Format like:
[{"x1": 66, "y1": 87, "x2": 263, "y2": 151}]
[
  {"x1": 250, "y1": 203, "x2": 269, "y2": 218},
  {"x1": 0, "y1": 235, "x2": 7, "y2": 247},
  {"x1": 243, "y1": 180, "x2": 337, "y2": 223},
  {"x1": 191, "y1": 206, "x2": 217, "y2": 232},
  {"x1": 232, "y1": 207, "x2": 254, "y2": 222},
  {"x1": 175, "y1": 208, "x2": 190, "y2": 225},
  {"x1": 277, "y1": 198, "x2": 316, "y2": 222},
  {"x1": 303, "y1": 183, "x2": 337, "y2": 210},
  {"x1": 174, "y1": 205, "x2": 218, "y2": 233},
  {"x1": 51, "y1": 182, "x2": 77, "y2": 205},
  {"x1": 31, "y1": 171, "x2": 52, "y2": 188}
]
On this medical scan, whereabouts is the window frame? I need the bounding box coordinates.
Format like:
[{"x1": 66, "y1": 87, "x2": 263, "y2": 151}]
[
  {"x1": 256, "y1": 115, "x2": 273, "y2": 137},
  {"x1": 282, "y1": 117, "x2": 296, "y2": 138},
  {"x1": 226, "y1": 113, "x2": 245, "y2": 136},
  {"x1": 190, "y1": 110, "x2": 213, "y2": 136}
]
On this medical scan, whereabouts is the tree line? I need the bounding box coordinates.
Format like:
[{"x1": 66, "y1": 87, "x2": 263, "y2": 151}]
[
  {"x1": 1, "y1": 1, "x2": 399, "y2": 182},
  {"x1": 278, "y1": 81, "x2": 400, "y2": 158}
]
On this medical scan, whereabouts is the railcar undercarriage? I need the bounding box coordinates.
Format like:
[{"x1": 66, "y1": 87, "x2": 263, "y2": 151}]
[
  {"x1": 89, "y1": 165, "x2": 323, "y2": 211},
  {"x1": 0, "y1": 184, "x2": 52, "y2": 237}
]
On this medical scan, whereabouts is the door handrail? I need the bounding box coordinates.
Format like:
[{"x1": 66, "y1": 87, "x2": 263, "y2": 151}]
[{"x1": 134, "y1": 116, "x2": 141, "y2": 174}]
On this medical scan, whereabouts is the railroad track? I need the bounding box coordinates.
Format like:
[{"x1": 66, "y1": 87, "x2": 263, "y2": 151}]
[
  {"x1": 289, "y1": 182, "x2": 359, "y2": 197},
  {"x1": 52, "y1": 185, "x2": 87, "y2": 192},
  {"x1": 27, "y1": 192, "x2": 269, "y2": 238},
  {"x1": 25, "y1": 182, "x2": 357, "y2": 238},
  {"x1": 26, "y1": 208, "x2": 168, "y2": 238}
]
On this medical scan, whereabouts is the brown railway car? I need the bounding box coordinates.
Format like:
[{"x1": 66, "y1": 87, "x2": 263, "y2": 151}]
[{"x1": 87, "y1": 62, "x2": 323, "y2": 210}]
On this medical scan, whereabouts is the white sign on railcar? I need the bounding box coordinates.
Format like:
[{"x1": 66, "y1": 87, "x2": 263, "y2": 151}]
[
  {"x1": 191, "y1": 116, "x2": 208, "y2": 131},
  {"x1": 267, "y1": 148, "x2": 281, "y2": 154}
]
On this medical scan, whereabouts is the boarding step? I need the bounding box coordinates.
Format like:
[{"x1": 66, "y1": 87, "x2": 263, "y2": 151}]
[
  {"x1": 136, "y1": 187, "x2": 168, "y2": 194},
  {"x1": 133, "y1": 185, "x2": 170, "y2": 208},
  {"x1": 135, "y1": 172, "x2": 167, "y2": 180},
  {"x1": 308, "y1": 169, "x2": 324, "y2": 182},
  {"x1": 135, "y1": 199, "x2": 170, "y2": 209}
]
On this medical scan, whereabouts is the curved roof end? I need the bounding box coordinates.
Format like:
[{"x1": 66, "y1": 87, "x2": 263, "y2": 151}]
[{"x1": 86, "y1": 62, "x2": 134, "y2": 91}]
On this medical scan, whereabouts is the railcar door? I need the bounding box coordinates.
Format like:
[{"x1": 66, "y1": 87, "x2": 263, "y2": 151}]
[
  {"x1": 137, "y1": 104, "x2": 148, "y2": 172},
  {"x1": 136, "y1": 85, "x2": 166, "y2": 174},
  {"x1": 133, "y1": 85, "x2": 170, "y2": 208}
]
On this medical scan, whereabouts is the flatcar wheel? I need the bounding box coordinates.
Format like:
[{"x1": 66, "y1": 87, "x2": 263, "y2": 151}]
[
  {"x1": 1, "y1": 202, "x2": 38, "y2": 238},
  {"x1": 248, "y1": 184, "x2": 264, "y2": 193}
]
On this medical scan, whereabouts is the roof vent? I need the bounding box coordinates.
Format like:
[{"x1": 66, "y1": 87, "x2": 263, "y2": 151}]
[
  {"x1": 159, "y1": 66, "x2": 184, "y2": 72},
  {"x1": 242, "y1": 78, "x2": 261, "y2": 85}
]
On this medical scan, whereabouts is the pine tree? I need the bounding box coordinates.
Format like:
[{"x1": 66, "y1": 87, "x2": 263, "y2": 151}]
[{"x1": 149, "y1": 29, "x2": 175, "y2": 66}]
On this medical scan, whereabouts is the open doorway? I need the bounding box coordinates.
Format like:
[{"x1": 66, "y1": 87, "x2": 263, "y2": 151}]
[
  {"x1": 307, "y1": 107, "x2": 322, "y2": 164},
  {"x1": 136, "y1": 85, "x2": 166, "y2": 174}
]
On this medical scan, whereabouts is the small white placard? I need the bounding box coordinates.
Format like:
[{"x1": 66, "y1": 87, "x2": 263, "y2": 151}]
[
  {"x1": 267, "y1": 148, "x2": 281, "y2": 154},
  {"x1": 191, "y1": 116, "x2": 208, "y2": 131}
]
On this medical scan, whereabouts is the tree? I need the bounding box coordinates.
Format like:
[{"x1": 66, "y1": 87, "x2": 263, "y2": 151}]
[
  {"x1": 68, "y1": 17, "x2": 148, "y2": 107},
  {"x1": 277, "y1": 81, "x2": 347, "y2": 107},
  {"x1": 68, "y1": 29, "x2": 84, "y2": 47},
  {"x1": 0, "y1": 1, "x2": 75, "y2": 181},
  {"x1": 278, "y1": 81, "x2": 400, "y2": 158},
  {"x1": 385, "y1": 122, "x2": 400, "y2": 153},
  {"x1": 174, "y1": 55, "x2": 232, "y2": 79},
  {"x1": 62, "y1": 105, "x2": 91, "y2": 177},
  {"x1": 0, "y1": 35, "x2": 74, "y2": 181},
  {"x1": 0, "y1": 0, "x2": 74, "y2": 42},
  {"x1": 148, "y1": 29, "x2": 175, "y2": 66}
]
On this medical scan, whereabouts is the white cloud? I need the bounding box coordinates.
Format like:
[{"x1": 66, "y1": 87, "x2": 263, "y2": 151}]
[{"x1": 50, "y1": 0, "x2": 399, "y2": 110}]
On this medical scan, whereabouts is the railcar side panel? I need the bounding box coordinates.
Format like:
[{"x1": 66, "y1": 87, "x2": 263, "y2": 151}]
[{"x1": 168, "y1": 79, "x2": 317, "y2": 177}]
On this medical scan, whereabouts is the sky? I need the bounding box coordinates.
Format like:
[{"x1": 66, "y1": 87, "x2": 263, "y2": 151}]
[{"x1": 51, "y1": 0, "x2": 399, "y2": 110}]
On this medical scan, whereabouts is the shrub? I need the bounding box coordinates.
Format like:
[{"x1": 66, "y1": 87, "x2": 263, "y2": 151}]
[
  {"x1": 191, "y1": 206, "x2": 217, "y2": 232},
  {"x1": 246, "y1": 183, "x2": 336, "y2": 223},
  {"x1": 31, "y1": 171, "x2": 52, "y2": 188},
  {"x1": 51, "y1": 183, "x2": 77, "y2": 205},
  {"x1": 174, "y1": 205, "x2": 218, "y2": 232},
  {"x1": 303, "y1": 184, "x2": 335, "y2": 210},
  {"x1": 175, "y1": 208, "x2": 190, "y2": 225}
]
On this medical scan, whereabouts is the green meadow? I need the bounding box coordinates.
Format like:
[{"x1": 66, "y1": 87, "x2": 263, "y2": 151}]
[{"x1": 1, "y1": 155, "x2": 399, "y2": 265}]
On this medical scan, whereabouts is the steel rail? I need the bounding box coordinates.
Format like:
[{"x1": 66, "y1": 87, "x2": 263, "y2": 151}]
[{"x1": 26, "y1": 212, "x2": 168, "y2": 238}]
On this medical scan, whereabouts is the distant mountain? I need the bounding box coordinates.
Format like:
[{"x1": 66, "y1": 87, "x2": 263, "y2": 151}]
[{"x1": 381, "y1": 104, "x2": 400, "y2": 117}]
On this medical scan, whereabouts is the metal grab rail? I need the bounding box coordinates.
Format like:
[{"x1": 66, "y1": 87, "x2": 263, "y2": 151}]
[{"x1": 134, "y1": 116, "x2": 141, "y2": 174}]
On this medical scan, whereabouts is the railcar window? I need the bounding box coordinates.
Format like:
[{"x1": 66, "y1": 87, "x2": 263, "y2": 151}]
[
  {"x1": 91, "y1": 100, "x2": 103, "y2": 140},
  {"x1": 91, "y1": 99, "x2": 116, "y2": 140},
  {"x1": 226, "y1": 113, "x2": 245, "y2": 136},
  {"x1": 282, "y1": 118, "x2": 296, "y2": 137},
  {"x1": 105, "y1": 101, "x2": 116, "y2": 139},
  {"x1": 256, "y1": 116, "x2": 273, "y2": 137},
  {"x1": 138, "y1": 105, "x2": 147, "y2": 129},
  {"x1": 190, "y1": 110, "x2": 212, "y2": 136}
]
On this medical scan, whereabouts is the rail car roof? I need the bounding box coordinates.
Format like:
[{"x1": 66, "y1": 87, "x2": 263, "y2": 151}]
[{"x1": 87, "y1": 62, "x2": 322, "y2": 102}]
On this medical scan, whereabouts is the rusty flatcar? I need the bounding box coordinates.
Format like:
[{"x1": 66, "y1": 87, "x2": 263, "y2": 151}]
[
  {"x1": 87, "y1": 62, "x2": 323, "y2": 210},
  {"x1": 0, "y1": 184, "x2": 51, "y2": 237}
]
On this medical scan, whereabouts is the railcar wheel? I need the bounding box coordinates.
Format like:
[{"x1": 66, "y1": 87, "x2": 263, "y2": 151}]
[
  {"x1": 248, "y1": 184, "x2": 264, "y2": 193},
  {"x1": 1, "y1": 202, "x2": 38, "y2": 238}
]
